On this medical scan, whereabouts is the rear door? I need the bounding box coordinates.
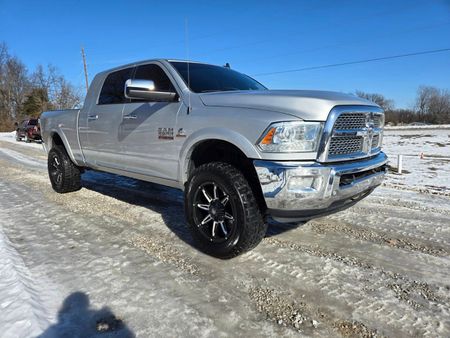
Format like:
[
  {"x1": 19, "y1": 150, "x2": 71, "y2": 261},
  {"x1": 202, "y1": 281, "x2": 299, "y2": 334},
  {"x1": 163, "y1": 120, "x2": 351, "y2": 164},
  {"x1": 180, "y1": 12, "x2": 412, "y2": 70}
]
[
  {"x1": 120, "y1": 62, "x2": 183, "y2": 181},
  {"x1": 82, "y1": 67, "x2": 134, "y2": 170}
]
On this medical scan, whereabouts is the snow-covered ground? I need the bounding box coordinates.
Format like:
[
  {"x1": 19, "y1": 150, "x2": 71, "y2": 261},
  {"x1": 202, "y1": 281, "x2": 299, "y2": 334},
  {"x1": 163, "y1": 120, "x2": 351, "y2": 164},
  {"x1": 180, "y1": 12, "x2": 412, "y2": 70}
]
[
  {"x1": 383, "y1": 128, "x2": 450, "y2": 195},
  {"x1": 0, "y1": 127, "x2": 449, "y2": 337}
]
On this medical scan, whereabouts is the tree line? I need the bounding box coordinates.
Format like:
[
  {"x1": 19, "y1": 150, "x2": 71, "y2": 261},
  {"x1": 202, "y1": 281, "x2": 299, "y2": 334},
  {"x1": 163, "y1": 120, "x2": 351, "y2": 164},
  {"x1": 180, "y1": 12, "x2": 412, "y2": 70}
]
[
  {"x1": 0, "y1": 42, "x2": 81, "y2": 131},
  {"x1": 356, "y1": 86, "x2": 450, "y2": 125}
]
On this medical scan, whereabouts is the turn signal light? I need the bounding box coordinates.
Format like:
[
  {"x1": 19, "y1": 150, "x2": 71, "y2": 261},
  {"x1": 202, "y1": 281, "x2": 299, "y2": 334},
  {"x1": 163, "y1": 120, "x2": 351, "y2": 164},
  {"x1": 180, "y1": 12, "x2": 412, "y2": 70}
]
[{"x1": 260, "y1": 127, "x2": 276, "y2": 145}]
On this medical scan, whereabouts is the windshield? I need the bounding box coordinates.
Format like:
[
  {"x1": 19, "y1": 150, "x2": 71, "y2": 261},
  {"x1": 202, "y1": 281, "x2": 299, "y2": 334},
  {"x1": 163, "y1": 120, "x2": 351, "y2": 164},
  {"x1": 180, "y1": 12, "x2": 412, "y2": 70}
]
[
  {"x1": 28, "y1": 119, "x2": 38, "y2": 125},
  {"x1": 169, "y1": 61, "x2": 267, "y2": 93}
]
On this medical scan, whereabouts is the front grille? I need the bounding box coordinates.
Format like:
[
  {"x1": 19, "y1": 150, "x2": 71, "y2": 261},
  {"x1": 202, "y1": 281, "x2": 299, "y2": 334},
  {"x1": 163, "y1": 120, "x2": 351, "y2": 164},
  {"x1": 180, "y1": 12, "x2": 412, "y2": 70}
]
[
  {"x1": 329, "y1": 136, "x2": 364, "y2": 155},
  {"x1": 333, "y1": 113, "x2": 366, "y2": 130},
  {"x1": 324, "y1": 110, "x2": 384, "y2": 161}
]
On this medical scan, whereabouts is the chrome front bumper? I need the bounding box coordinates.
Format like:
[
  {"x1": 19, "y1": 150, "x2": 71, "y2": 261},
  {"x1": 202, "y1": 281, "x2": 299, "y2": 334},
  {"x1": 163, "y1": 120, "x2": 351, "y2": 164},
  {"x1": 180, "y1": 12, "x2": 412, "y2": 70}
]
[{"x1": 254, "y1": 152, "x2": 388, "y2": 222}]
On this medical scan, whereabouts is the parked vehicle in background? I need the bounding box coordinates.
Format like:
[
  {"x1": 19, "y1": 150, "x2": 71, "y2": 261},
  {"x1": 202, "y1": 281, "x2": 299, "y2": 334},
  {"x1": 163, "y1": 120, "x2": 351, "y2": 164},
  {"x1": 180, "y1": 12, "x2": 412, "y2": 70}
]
[
  {"x1": 40, "y1": 59, "x2": 387, "y2": 258},
  {"x1": 16, "y1": 118, "x2": 41, "y2": 143}
]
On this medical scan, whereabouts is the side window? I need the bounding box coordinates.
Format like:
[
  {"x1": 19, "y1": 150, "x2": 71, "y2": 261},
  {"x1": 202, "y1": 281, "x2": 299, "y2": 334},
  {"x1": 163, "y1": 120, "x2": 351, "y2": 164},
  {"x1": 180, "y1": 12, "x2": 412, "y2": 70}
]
[
  {"x1": 98, "y1": 67, "x2": 134, "y2": 105},
  {"x1": 134, "y1": 64, "x2": 175, "y2": 93}
]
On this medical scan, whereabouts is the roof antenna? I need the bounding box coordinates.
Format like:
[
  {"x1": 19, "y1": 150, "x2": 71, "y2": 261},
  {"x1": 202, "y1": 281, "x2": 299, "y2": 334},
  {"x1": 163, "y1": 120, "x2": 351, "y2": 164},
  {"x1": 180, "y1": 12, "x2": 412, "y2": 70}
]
[
  {"x1": 224, "y1": 62, "x2": 231, "y2": 68},
  {"x1": 185, "y1": 18, "x2": 191, "y2": 114}
]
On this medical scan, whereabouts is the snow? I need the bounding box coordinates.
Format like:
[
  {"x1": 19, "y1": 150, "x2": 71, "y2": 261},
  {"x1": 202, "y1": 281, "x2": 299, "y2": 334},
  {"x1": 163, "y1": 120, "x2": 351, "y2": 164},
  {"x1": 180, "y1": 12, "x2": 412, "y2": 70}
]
[
  {"x1": 385, "y1": 124, "x2": 450, "y2": 130},
  {"x1": 0, "y1": 228, "x2": 57, "y2": 338},
  {"x1": 0, "y1": 148, "x2": 46, "y2": 168},
  {"x1": 382, "y1": 128, "x2": 450, "y2": 195}
]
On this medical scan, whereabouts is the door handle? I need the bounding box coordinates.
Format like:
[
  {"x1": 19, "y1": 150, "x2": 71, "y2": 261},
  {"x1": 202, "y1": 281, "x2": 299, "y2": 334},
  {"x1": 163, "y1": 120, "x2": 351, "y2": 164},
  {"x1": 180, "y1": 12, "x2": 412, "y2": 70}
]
[
  {"x1": 123, "y1": 114, "x2": 137, "y2": 120},
  {"x1": 88, "y1": 115, "x2": 98, "y2": 121}
]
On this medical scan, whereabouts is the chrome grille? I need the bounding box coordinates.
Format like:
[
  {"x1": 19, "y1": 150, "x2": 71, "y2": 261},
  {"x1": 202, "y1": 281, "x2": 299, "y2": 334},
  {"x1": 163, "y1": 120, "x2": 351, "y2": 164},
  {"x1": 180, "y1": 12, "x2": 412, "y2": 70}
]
[
  {"x1": 321, "y1": 108, "x2": 384, "y2": 162},
  {"x1": 329, "y1": 136, "x2": 364, "y2": 155},
  {"x1": 333, "y1": 113, "x2": 366, "y2": 130}
]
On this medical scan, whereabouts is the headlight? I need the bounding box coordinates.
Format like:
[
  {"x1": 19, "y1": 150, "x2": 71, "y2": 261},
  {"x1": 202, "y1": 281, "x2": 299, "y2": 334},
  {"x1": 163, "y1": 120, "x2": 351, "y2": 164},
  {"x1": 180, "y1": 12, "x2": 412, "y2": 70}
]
[{"x1": 257, "y1": 121, "x2": 323, "y2": 152}]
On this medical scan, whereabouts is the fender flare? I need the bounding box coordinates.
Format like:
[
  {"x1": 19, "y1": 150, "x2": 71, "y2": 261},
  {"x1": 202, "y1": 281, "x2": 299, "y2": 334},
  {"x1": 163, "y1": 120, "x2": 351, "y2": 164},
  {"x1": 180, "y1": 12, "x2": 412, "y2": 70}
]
[
  {"x1": 178, "y1": 127, "x2": 261, "y2": 185},
  {"x1": 48, "y1": 129, "x2": 82, "y2": 167}
]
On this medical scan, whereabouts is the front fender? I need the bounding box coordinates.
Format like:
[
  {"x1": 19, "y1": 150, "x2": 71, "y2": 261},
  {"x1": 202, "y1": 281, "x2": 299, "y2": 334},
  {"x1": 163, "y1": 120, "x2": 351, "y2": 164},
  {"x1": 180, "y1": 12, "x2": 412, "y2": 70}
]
[{"x1": 178, "y1": 127, "x2": 261, "y2": 185}]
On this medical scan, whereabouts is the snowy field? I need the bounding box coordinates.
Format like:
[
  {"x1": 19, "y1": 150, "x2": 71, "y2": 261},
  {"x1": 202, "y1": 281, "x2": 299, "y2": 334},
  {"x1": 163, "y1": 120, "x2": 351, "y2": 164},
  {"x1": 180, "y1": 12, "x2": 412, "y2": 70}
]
[
  {"x1": 0, "y1": 127, "x2": 449, "y2": 337},
  {"x1": 383, "y1": 127, "x2": 450, "y2": 195}
]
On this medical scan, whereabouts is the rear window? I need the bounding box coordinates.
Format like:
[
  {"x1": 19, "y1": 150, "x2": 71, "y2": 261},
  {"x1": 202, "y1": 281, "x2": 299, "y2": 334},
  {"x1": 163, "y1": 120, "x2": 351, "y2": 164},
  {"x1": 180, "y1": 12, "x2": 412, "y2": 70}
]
[
  {"x1": 98, "y1": 67, "x2": 134, "y2": 105},
  {"x1": 28, "y1": 119, "x2": 38, "y2": 125}
]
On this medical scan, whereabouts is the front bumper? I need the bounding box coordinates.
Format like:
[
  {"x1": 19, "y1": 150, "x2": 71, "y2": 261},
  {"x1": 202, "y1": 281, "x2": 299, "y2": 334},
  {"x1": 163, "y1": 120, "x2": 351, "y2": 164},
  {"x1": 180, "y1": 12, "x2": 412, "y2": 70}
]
[{"x1": 254, "y1": 152, "x2": 387, "y2": 222}]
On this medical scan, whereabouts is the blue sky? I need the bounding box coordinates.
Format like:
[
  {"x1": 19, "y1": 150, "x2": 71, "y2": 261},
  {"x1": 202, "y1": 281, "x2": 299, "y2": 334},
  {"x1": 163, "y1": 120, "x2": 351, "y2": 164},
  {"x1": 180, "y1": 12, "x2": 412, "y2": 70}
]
[{"x1": 1, "y1": 0, "x2": 449, "y2": 108}]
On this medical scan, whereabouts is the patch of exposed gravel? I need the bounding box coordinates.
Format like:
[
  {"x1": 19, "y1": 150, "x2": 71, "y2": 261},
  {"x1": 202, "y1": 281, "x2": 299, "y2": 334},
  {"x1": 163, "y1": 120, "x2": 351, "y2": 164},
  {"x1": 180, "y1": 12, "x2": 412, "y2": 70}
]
[
  {"x1": 334, "y1": 320, "x2": 385, "y2": 338},
  {"x1": 387, "y1": 280, "x2": 440, "y2": 310},
  {"x1": 264, "y1": 237, "x2": 447, "y2": 312},
  {"x1": 248, "y1": 286, "x2": 318, "y2": 333},
  {"x1": 130, "y1": 235, "x2": 200, "y2": 276},
  {"x1": 310, "y1": 220, "x2": 448, "y2": 257}
]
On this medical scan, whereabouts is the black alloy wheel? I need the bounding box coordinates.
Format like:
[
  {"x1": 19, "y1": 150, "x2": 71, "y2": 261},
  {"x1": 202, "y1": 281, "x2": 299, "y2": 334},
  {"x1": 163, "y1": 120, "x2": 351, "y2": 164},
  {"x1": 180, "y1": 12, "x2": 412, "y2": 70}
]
[
  {"x1": 185, "y1": 162, "x2": 267, "y2": 258},
  {"x1": 192, "y1": 181, "x2": 236, "y2": 243}
]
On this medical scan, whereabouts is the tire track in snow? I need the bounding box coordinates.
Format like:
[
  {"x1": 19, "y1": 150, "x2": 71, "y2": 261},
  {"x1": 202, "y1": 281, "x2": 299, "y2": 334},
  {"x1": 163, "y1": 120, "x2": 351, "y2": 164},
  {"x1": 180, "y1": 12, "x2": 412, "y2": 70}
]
[{"x1": 0, "y1": 147, "x2": 46, "y2": 169}]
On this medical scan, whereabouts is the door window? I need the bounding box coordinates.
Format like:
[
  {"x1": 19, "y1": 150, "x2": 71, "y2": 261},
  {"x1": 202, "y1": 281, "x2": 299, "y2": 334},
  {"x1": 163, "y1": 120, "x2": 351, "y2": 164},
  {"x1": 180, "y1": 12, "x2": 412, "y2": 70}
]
[
  {"x1": 98, "y1": 67, "x2": 134, "y2": 105},
  {"x1": 133, "y1": 64, "x2": 175, "y2": 93}
]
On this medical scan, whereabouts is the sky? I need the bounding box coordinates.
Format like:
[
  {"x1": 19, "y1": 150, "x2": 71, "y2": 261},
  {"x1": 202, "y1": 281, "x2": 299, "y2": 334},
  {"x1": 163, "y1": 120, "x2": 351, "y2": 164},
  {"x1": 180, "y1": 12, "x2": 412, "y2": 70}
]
[{"x1": 0, "y1": 0, "x2": 449, "y2": 108}]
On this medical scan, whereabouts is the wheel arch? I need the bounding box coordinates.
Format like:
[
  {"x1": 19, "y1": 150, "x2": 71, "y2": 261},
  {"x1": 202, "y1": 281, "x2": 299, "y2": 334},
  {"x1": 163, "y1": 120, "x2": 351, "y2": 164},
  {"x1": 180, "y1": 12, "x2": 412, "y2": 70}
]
[
  {"x1": 180, "y1": 131, "x2": 266, "y2": 213},
  {"x1": 47, "y1": 130, "x2": 81, "y2": 166}
]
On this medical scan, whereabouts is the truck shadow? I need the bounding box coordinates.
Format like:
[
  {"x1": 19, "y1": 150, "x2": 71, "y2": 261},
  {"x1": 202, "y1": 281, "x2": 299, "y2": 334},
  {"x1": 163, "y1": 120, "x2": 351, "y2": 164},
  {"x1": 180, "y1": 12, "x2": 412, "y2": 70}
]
[
  {"x1": 80, "y1": 170, "x2": 304, "y2": 250},
  {"x1": 37, "y1": 291, "x2": 135, "y2": 338}
]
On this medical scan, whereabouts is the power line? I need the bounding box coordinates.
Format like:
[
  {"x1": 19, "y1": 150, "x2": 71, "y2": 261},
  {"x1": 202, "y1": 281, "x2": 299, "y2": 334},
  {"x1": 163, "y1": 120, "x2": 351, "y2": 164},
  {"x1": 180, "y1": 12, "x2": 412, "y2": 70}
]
[{"x1": 252, "y1": 48, "x2": 450, "y2": 77}]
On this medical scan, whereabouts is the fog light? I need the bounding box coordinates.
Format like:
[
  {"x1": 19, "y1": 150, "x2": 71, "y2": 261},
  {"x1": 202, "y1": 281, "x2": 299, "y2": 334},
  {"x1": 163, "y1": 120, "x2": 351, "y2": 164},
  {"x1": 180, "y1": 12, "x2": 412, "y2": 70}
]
[{"x1": 288, "y1": 176, "x2": 322, "y2": 193}]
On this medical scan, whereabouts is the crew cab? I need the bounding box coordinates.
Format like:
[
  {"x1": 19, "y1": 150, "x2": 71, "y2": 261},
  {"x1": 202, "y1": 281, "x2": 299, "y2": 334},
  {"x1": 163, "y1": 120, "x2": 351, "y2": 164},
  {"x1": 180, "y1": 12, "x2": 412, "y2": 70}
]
[{"x1": 40, "y1": 59, "x2": 387, "y2": 258}]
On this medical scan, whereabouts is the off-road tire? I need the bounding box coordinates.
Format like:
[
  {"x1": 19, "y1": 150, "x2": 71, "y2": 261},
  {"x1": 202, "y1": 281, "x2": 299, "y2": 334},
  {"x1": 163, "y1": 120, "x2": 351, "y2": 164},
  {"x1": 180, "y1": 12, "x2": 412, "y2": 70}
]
[
  {"x1": 15, "y1": 132, "x2": 21, "y2": 141},
  {"x1": 185, "y1": 162, "x2": 267, "y2": 259},
  {"x1": 48, "y1": 146, "x2": 82, "y2": 193}
]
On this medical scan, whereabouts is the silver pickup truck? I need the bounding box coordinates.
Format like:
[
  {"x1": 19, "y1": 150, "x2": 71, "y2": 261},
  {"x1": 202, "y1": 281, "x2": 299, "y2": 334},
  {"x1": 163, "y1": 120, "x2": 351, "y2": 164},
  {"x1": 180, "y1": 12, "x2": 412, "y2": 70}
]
[{"x1": 40, "y1": 59, "x2": 387, "y2": 258}]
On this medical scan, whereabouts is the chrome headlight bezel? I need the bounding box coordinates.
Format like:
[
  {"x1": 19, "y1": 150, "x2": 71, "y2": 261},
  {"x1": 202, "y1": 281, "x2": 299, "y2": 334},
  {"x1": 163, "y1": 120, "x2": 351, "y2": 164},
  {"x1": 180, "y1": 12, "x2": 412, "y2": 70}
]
[{"x1": 257, "y1": 121, "x2": 323, "y2": 153}]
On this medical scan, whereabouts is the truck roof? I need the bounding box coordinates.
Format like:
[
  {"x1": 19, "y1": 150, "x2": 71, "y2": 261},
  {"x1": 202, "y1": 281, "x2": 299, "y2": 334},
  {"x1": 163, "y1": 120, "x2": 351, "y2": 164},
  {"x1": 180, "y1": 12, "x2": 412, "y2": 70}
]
[{"x1": 97, "y1": 59, "x2": 212, "y2": 76}]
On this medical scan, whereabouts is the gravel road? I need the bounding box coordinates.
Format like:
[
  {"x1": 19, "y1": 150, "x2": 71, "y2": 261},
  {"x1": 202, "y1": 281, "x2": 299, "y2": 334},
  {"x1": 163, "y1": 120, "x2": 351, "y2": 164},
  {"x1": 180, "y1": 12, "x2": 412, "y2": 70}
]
[{"x1": 0, "y1": 138, "x2": 449, "y2": 338}]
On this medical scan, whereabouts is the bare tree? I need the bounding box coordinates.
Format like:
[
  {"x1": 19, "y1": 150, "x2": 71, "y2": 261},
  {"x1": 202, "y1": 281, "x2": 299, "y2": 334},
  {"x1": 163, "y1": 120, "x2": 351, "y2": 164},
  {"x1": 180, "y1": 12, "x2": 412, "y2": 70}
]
[
  {"x1": 0, "y1": 49, "x2": 29, "y2": 121},
  {"x1": 31, "y1": 64, "x2": 82, "y2": 110},
  {"x1": 355, "y1": 91, "x2": 394, "y2": 111},
  {"x1": 415, "y1": 86, "x2": 450, "y2": 123}
]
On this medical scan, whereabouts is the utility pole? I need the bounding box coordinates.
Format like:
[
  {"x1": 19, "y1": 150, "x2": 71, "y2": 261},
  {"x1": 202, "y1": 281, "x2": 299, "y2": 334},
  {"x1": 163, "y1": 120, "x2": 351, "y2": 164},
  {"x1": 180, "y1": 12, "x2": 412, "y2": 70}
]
[{"x1": 81, "y1": 46, "x2": 89, "y2": 93}]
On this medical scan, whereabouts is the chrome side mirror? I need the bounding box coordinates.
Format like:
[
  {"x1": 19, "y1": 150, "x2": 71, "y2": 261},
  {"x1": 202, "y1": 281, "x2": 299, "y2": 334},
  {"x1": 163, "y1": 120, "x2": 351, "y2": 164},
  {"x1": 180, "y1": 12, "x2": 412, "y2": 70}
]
[{"x1": 124, "y1": 79, "x2": 178, "y2": 102}]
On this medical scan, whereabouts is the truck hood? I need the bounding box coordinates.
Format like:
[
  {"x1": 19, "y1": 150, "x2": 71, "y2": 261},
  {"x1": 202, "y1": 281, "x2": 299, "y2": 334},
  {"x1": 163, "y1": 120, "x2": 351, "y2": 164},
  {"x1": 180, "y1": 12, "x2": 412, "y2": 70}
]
[{"x1": 199, "y1": 90, "x2": 377, "y2": 121}]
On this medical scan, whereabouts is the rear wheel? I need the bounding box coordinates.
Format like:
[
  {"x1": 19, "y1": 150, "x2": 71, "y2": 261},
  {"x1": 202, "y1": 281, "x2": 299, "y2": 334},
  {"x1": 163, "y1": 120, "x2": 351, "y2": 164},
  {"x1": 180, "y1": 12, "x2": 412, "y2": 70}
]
[
  {"x1": 48, "y1": 146, "x2": 81, "y2": 193},
  {"x1": 185, "y1": 162, "x2": 267, "y2": 258}
]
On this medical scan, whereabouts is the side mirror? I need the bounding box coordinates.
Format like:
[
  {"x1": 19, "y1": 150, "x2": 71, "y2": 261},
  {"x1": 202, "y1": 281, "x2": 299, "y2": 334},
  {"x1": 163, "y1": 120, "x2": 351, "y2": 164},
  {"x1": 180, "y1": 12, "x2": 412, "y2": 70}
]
[{"x1": 124, "y1": 79, "x2": 178, "y2": 102}]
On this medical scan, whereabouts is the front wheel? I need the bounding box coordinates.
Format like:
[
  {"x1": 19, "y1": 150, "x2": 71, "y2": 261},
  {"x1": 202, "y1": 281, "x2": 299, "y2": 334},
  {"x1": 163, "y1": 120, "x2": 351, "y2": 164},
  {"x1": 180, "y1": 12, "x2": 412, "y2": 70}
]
[
  {"x1": 15, "y1": 131, "x2": 21, "y2": 141},
  {"x1": 48, "y1": 146, "x2": 82, "y2": 193},
  {"x1": 185, "y1": 162, "x2": 267, "y2": 259}
]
